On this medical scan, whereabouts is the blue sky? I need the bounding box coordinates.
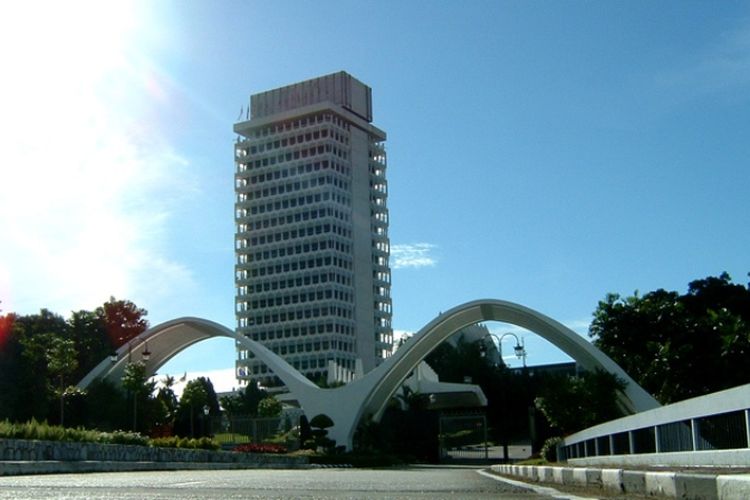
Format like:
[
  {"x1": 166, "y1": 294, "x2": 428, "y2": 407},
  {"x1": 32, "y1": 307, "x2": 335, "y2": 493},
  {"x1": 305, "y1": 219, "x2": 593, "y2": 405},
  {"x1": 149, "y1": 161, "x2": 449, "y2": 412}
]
[{"x1": 1, "y1": 1, "x2": 748, "y2": 390}]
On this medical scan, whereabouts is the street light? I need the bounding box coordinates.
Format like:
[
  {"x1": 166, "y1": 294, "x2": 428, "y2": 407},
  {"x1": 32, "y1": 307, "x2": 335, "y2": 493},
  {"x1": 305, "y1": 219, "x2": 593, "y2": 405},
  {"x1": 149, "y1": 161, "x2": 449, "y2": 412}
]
[
  {"x1": 141, "y1": 340, "x2": 151, "y2": 361},
  {"x1": 123, "y1": 338, "x2": 152, "y2": 433},
  {"x1": 203, "y1": 405, "x2": 210, "y2": 438},
  {"x1": 478, "y1": 332, "x2": 527, "y2": 368},
  {"x1": 497, "y1": 332, "x2": 527, "y2": 368},
  {"x1": 477, "y1": 331, "x2": 528, "y2": 464},
  {"x1": 125, "y1": 338, "x2": 152, "y2": 363}
]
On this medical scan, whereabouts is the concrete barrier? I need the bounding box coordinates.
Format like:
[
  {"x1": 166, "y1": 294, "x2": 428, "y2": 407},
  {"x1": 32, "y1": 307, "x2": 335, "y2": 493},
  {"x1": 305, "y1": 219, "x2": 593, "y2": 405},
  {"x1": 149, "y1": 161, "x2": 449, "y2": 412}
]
[
  {"x1": 584, "y1": 468, "x2": 602, "y2": 488},
  {"x1": 601, "y1": 468, "x2": 624, "y2": 493},
  {"x1": 488, "y1": 464, "x2": 750, "y2": 499},
  {"x1": 675, "y1": 473, "x2": 717, "y2": 500},
  {"x1": 551, "y1": 466, "x2": 564, "y2": 484},
  {"x1": 645, "y1": 471, "x2": 677, "y2": 497},
  {"x1": 717, "y1": 474, "x2": 750, "y2": 500},
  {"x1": 621, "y1": 470, "x2": 646, "y2": 495}
]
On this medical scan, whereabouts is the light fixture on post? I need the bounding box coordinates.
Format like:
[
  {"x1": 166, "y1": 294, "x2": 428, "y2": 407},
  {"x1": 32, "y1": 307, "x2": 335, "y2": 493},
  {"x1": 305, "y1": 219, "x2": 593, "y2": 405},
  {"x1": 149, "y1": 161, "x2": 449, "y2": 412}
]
[
  {"x1": 141, "y1": 340, "x2": 151, "y2": 362},
  {"x1": 203, "y1": 405, "x2": 210, "y2": 438},
  {"x1": 478, "y1": 331, "x2": 527, "y2": 368},
  {"x1": 498, "y1": 332, "x2": 527, "y2": 368}
]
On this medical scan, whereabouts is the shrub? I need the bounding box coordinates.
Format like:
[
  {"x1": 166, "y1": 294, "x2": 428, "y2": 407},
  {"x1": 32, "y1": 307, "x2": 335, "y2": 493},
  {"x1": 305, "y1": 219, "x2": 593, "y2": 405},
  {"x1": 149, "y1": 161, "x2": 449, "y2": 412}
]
[
  {"x1": 0, "y1": 420, "x2": 223, "y2": 450},
  {"x1": 309, "y1": 414, "x2": 334, "y2": 429},
  {"x1": 194, "y1": 437, "x2": 220, "y2": 450},
  {"x1": 149, "y1": 436, "x2": 182, "y2": 448},
  {"x1": 102, "y1": 430, "x2": 149, "y2": 446},
  {"x1": 540, "y1": 436, "x2": 563, "y2": 463},
  {"x1": 0, "y1": 419, "x2": 102, "y2": 443},
  {"x1": 149, "y1": 436, "x2": 219, "y2": 450}
]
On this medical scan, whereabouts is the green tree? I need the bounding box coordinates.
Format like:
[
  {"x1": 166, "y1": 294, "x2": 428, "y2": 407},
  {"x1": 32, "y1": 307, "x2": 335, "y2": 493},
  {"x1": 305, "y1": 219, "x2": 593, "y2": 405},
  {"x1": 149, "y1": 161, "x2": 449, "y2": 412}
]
[
  {"x1": 121, "y1": 361, "x2": 155, "y2": 433},
  {"x1": 80, "y1": 378, "x2": 128, "y2": 431},
  {"x1": 590, "y1": 272, "x2": 750, "y2": 403},
  {"x1": 220, "y1": 381, "x2": 268, "y2": 417},
  {"x1": 0, "y1": 313, "x2": 24, "y2": 421},
  {"x1": 0, "y1": 302, "x2": 148, "y2": 426},
  {"x1": 96, "y1": 297, "x2": 149, "y2": 349},
  {"x1": 534, "y1": 369, "x2": 626, "y2": 434},
  {"x1": 67, "y1": 309, "x2": 112, "y2": 381},
  {"x1": 308, "y1": 413, "x2": 335, "y2": 450},
  {"x1": 156, "y1": 375, "x2": 178, "y2": 421},
  {"x1": 46, "y1": 337, "x2": 78, "y2": 426},
  {"x1": 15, "y1": 311, "x2": 67, "y2": 421},
  {"x1": 257, "y1": 396, "x2": 282, "y2": 417},
  {"x1": 175, "y1": 377, "x2": 219, "y2": 437}
]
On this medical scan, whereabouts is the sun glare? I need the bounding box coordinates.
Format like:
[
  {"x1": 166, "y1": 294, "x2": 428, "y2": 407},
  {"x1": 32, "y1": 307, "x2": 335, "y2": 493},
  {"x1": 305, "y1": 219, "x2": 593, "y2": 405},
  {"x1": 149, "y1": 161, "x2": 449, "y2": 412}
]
[{"x1": 0, "y1": 2, "x2": 194, "y2": 315}]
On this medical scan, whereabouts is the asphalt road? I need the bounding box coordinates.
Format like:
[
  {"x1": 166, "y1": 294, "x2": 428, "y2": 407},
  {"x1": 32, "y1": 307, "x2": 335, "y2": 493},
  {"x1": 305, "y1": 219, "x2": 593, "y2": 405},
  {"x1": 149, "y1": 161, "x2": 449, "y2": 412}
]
[{"x1": 0, "y1": 466, "x2": 589, "y2": 499}]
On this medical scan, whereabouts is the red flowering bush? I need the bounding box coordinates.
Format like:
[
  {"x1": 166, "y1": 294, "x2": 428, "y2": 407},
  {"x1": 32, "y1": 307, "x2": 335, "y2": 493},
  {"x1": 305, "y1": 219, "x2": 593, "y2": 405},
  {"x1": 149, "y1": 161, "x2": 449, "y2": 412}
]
[{"x1": 232, "y1": 442, "x2": 288, "y2": 454}]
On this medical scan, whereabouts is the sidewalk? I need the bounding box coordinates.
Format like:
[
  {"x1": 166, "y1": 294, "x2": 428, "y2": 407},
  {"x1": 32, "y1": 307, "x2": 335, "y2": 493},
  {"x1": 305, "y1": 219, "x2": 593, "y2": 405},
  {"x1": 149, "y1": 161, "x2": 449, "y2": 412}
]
[{"x1": 489, "y1": 463, "x2": 750, "y2": 500}]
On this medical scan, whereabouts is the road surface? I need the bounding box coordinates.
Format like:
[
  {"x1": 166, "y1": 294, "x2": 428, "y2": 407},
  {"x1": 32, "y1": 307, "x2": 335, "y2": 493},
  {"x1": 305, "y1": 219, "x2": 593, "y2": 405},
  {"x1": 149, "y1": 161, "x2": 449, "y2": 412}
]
[{"x1": 0, "y1": 465, "x2": 591, "y2": 499}]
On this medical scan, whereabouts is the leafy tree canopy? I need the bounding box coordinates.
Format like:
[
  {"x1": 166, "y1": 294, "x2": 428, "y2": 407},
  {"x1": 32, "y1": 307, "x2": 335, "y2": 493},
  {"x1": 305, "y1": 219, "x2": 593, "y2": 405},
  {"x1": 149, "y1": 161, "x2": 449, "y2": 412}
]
[
  {"x1": 0, "y1": 298, "x2": 149, "y2": 425},
  {"x1": 309, "y1": 413, "x2": 334, "y2": 429},
  {"x1": 534, "y1": 369, "x2": 626, "y2": 434},
  {"x1": 179, "y1": 377, "x2": 220, "y2": 416},
  {"x1": 590, "y1": 272, "x2": 750, "y2": 404},
  {"x1": 121, "y1": 361, "x2": 154, "y2": 397},
  {"x1": 219, "y1": 381, "x2": 268, "y2": 417},
  {"x1": 257, "y1": 396, "x2": 282, "y2": 418},
  {"x1": 96, "y1": 297, "x2": 149, "y2": 349}
]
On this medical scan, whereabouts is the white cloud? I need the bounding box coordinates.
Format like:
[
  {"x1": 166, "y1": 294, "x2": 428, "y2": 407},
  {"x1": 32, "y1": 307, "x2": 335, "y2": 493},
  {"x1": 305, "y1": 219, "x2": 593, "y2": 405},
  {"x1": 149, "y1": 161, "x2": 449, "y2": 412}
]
[
  {"x1": 656, "y1": 18, "x2": 750, "y2": 99},
  {"x1": 391, "y1": 329, "x2": 415, "y2": 351},
  {"x1": 390, "y1": 243, "x2": 438, "y2": 269},
  {"x1": 0, "y1": 3, "x2": 196, "y2": 315}
]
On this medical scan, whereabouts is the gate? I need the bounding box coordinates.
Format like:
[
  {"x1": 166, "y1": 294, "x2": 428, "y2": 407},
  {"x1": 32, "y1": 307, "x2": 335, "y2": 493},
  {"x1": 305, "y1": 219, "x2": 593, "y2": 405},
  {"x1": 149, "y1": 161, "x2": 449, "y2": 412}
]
[{"x1": 439, "y1": 412, "x2": 489, "y2": 462}]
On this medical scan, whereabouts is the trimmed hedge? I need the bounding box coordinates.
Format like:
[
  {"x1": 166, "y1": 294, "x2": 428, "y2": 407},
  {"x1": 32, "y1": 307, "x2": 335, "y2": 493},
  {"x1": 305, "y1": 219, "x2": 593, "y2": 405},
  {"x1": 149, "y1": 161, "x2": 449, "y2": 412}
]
[{"x1": 0, "y1": 419, "x2": 219, "y2": 449}]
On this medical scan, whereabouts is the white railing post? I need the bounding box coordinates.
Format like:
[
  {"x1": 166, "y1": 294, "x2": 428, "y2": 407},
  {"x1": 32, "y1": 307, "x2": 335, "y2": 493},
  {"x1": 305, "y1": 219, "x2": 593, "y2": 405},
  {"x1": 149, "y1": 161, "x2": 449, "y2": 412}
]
[
  {"x1": 691, "y1": 418, "x2": 699, "y2": 451},
  {"x1": 628, "y1": 431, "x2": 635, "y2": 454}
]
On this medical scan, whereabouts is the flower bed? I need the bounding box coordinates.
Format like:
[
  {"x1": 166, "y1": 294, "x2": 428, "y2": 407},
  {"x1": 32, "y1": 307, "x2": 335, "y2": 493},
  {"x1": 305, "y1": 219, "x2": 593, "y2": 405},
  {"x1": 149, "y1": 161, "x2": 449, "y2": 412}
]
[{"x1": 233, "y1": 443, "x2": 288, "y2": 454}]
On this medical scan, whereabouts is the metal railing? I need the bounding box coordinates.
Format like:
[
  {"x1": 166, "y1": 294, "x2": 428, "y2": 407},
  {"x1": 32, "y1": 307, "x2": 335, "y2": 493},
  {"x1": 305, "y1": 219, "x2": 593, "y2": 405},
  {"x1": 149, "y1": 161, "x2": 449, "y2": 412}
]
[{"x1": 561, "y1": 384, "x2": 750, "y2": 464}]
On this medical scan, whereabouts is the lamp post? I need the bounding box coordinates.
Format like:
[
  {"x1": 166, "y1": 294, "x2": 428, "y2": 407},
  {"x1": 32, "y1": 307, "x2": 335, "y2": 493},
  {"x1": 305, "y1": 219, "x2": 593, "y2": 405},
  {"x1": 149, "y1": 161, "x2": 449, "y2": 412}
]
[
  {"x1": 203, "y1": 405, "x2": 210, "y2": 438},
  {"x1": 497, "y1": 332, "x2": 527, "y2": 368},
  {"x1": 478, "y1": 331, "x2": 529, "y2": 463},
  {"x1": 478, "y1": 332, "x2": 527, "y2": 368},
  {"x1": 122, "y1": 338, "x2": 152, "y2": 433}
]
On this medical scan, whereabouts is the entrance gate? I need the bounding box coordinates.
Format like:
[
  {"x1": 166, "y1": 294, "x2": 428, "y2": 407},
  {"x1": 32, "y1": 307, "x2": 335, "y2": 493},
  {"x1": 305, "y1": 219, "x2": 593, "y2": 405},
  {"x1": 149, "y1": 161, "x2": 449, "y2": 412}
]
[{"x1": 439, "y1": 412, "x2": 489, "y2": 462}]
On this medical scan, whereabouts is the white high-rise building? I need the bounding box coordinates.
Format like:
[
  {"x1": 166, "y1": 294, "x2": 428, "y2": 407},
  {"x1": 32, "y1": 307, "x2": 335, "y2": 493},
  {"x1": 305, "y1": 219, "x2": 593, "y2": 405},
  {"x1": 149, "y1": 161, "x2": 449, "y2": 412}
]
[{"x1": 233, "y1": 72, "x2": 392, "y2": 388}]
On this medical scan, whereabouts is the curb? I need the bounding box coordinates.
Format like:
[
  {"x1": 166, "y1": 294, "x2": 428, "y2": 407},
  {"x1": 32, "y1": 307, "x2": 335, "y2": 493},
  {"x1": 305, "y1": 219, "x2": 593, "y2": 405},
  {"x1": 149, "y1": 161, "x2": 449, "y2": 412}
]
[{"x1": 489, "y1": 464, "x2": 750, "y2": 499}]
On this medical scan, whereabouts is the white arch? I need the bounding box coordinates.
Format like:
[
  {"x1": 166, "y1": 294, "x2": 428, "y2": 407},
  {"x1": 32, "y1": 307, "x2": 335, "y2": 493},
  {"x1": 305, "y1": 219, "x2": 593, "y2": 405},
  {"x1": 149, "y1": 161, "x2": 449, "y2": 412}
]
[
  {"x1": 78, "y1": 299, "x2": 660, "y2": 450},
  {"x1": 78, "y1": 317, "x2": 317, "y2": 397}
]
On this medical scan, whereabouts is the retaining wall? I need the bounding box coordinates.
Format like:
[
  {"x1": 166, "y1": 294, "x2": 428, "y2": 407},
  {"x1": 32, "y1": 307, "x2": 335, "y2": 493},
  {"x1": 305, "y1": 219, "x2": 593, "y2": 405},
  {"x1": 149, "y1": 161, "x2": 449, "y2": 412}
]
[{"x1": 0, "y1": 438, "x2": 307, "y2": 476}]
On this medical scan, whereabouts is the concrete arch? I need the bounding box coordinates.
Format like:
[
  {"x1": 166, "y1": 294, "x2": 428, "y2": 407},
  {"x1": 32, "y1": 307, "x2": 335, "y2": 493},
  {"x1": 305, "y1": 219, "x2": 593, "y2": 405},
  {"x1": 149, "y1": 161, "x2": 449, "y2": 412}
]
[
  {"x1": 79, "y1": 299, "x2": 660, "y2": 450},
  {"x1": 358, "y1": 299, "x2": 660, "y2": 423},
  {"x1": 78, "y1": 317, "x2": 317, "y2": 397}
]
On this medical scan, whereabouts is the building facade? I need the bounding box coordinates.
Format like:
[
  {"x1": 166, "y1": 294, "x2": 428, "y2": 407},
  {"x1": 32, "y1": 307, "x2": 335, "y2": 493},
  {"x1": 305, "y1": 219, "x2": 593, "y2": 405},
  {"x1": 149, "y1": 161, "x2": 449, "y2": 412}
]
[{"x1": 233, "y1": 72, "x2": 393, "y2": 387}]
